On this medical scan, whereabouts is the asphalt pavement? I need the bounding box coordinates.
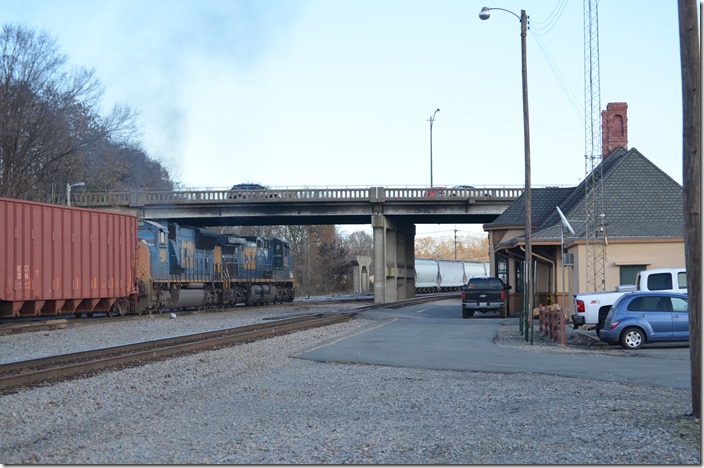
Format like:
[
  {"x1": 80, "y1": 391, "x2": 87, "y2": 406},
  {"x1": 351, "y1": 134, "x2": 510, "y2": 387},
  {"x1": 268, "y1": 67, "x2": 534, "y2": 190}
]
[{"x1": 294, "y1": 299, "x2": 692, "y2": 389}]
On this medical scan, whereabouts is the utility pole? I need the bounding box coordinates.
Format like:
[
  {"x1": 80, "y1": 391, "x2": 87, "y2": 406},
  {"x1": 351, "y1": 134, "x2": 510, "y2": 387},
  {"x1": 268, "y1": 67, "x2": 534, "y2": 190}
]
[
  {"x1": 519, "y1": 9, "x2": 533, "y2": 344},
  {"x1": 454, "y1": 226, "x2": 458, "y2": 260},
  {"x1": 428, "y1": 108, "x2": 440, "y2": 188},
  {"x1": 478, "y1": 6, "x2": 533, "y2": 343},
  {"x1": 677, "y1": 0, "x2": 700, "y2": 419}
]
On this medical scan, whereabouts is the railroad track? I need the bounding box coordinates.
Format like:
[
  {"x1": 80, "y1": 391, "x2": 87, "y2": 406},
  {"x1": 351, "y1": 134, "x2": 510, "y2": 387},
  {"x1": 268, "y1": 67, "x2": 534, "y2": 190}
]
[
  {"x1": 0, "y1": 296, "x2": 375, "y2": 336},
  {"x1": 0, "y1": 313, "x2": 355, "y2": 393}
]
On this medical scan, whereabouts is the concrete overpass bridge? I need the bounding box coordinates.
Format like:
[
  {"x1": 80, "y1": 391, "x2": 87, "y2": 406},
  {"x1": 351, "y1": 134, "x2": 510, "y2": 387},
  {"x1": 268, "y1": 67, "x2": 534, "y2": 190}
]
[{"x1": 73, "y1": 185, "x2": 522, "y2": 303}]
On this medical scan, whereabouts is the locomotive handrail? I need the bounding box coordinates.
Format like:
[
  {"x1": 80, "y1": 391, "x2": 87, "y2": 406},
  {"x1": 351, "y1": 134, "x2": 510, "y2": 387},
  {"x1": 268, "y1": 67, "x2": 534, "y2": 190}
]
[{"x1": 72, "y1": 186, "x2": 525, "y2": 207}]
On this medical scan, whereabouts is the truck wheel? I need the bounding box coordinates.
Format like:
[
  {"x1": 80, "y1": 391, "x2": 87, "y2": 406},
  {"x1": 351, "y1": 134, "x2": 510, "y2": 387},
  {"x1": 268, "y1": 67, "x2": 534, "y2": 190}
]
[
  {"x1": 500, "y1": 304, "x2": 508, "y2": 318},
  {"x1": 620, "y1": 327, "x2": 644, "y2": 350},
  {"x1": 462, "y1": 306, "x2": 470, "y2": 319}
]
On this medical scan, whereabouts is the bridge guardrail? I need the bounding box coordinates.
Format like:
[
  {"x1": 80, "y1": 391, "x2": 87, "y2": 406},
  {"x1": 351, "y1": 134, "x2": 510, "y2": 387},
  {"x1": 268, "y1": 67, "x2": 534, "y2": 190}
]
[{"x1": 72, "y1": 186, "x2": 525, "y2": 207}]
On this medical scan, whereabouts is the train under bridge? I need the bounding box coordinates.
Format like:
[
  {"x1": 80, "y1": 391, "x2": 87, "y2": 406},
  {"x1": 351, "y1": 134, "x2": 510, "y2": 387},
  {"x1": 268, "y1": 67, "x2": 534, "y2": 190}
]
[{"x1": 73, "y1": 186, "x2": 523, "y2": 304}]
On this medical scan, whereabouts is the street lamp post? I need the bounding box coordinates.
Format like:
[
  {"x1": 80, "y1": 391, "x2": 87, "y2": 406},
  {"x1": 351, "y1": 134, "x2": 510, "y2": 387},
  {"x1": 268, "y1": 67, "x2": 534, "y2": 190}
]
[
  {"x1": 66, "y1": 182, "x2": 85, "y2": 207},
  {"x1": 479, "y1": 6, "x2": 532, "y2": 342},
  {"x1": 427, "y1": 108, "x2": 440, "y2": 188}
]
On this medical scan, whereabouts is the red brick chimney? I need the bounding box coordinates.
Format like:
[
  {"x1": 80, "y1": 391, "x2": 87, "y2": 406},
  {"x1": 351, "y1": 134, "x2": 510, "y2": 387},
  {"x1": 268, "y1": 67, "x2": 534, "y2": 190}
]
[{"x1": 601, "y1": 102, "x2": 628, "y2": 157}]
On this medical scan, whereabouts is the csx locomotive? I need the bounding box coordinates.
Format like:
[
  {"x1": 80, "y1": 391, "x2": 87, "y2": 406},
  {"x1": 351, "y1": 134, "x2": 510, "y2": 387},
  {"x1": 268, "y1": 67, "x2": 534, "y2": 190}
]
[{"x1": 135, "y1": 220, "x2": 295, "y2": 313}]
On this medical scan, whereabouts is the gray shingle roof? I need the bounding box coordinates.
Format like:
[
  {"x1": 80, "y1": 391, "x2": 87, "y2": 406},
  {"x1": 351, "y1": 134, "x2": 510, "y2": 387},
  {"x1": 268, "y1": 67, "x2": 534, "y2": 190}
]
[{"x1": 486, "y1": 147, "x2": 684, "y2": 241}]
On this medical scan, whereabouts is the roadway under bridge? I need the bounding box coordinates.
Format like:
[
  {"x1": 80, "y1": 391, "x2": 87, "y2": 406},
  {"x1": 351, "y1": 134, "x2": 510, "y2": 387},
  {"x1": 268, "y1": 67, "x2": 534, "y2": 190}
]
[{"x1": 73, "y1": 186, "x2": 522, "y2": 303}]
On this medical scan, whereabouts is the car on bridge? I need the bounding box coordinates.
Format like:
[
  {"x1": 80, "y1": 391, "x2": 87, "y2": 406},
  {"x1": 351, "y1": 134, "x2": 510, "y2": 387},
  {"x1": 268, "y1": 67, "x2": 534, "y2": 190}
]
[{"x1": 229, "y1": 183, "x2": 280, "y2": 199}]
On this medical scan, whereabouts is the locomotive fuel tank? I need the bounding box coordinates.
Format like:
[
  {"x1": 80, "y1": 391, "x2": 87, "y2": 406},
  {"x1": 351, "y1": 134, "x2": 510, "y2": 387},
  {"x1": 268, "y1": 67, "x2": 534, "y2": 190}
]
[{"x1": 170, "y1": 287, "x2": 207, "y2": 308}]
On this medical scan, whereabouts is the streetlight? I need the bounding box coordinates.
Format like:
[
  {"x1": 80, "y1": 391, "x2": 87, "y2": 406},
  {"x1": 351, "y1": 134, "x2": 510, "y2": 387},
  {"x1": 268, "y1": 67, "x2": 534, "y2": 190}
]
[
  {"x1": 66, "y1": 182, "x2": 85, "y2": 207},
  {"x1": 479, "y1": 6, "x2": 533, "y2": 341},
  {"x1": 427, "y1": 108, "x2": 440, "y2": 188}
]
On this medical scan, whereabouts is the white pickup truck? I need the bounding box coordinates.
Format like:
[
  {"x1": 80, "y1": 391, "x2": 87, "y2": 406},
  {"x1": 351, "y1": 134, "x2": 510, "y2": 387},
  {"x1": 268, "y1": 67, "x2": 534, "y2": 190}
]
[{"x1": 571, "y1": 268, "x2": 687, "y2": 330}]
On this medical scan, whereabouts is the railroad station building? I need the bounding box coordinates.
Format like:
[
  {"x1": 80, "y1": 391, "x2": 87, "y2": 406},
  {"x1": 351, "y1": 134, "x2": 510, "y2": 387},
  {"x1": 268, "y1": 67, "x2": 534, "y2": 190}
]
[{"x1": 483, "y1": 103, "x2": 685, "y2": 315}]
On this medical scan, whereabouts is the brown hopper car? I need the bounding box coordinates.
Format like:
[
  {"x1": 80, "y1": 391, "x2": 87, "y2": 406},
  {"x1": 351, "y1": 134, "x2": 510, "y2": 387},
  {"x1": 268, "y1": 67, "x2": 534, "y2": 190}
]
[{"x1": 0, "y1": 198, "x2": 138, "y2": 317}]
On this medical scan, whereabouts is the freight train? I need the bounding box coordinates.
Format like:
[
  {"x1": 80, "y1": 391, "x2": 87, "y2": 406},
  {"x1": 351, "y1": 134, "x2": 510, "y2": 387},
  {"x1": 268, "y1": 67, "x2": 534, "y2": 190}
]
[
  {"x1": 415, "y1": 258, "x2": 490, "y2": 293},
  {"x1": 0, "y1": 198, "x2": 294, "y2": 318}
]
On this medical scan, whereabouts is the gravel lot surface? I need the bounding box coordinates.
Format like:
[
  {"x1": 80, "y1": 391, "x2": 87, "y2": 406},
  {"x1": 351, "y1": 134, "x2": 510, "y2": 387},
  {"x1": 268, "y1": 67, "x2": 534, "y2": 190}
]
[{"x1": 1, "y1": 305, "x2": 700, "y2": 464}]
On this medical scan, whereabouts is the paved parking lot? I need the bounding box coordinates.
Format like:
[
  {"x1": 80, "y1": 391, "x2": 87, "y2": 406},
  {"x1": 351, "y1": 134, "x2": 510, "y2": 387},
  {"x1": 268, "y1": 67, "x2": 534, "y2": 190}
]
[{"x1": 295, "y1": 299, "x2": 692, "y2": 389}]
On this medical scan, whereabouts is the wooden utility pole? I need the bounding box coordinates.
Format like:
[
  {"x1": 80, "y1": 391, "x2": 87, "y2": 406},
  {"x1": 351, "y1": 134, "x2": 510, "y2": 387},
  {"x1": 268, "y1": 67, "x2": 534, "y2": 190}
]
[
  {"x1": 677, "y1": 0, "x2": 701, "y2": 419},
  {"x1": 519, "y1": 9, "x2": 533, "y2": 344}
]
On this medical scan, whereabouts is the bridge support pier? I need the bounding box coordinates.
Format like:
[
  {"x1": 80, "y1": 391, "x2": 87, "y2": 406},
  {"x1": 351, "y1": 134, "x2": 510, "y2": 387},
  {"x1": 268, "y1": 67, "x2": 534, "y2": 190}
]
[
  {"x1": 372, "y1": 215, "x2": 416, "y2": 303},
  {"x1": 352, "y1": 255, "x2": 372, "y2": 294}
]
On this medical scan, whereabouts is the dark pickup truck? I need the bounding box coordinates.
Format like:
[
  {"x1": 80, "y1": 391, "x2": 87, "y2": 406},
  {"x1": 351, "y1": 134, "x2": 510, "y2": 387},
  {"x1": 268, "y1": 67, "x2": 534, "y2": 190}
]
[{"x1": 461, "y1": 276, "x2": 511, "y2": 318}]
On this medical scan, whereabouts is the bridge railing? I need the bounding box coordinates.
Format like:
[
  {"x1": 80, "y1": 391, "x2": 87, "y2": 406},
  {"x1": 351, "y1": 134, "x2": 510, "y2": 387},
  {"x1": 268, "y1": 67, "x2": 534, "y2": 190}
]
[
  {"x1": 72, "y1": 186, "x2": 525, "y2": 207},
  {"x1": 383, "y1": 187, "x2": 524, "y2": 199}
]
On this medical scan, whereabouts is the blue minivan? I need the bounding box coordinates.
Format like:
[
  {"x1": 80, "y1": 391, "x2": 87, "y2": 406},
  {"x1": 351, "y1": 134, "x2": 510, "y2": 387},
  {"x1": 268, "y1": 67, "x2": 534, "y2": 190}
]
[{"x1": 597, "y1": 291, "x2": 689, "y2": 350}]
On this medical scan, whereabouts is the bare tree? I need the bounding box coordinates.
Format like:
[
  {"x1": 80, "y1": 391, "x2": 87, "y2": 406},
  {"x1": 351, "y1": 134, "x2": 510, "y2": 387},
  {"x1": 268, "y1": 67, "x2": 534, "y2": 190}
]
[
  {"x1": 343, "y1": 230, "x2": 373, "y2": 259},
  {"x1": 0, "y1": 24, "x2": 139, "y2": 201},
  {"x1": 82, "y1": 141, "x2": 175, "y2": 192}
]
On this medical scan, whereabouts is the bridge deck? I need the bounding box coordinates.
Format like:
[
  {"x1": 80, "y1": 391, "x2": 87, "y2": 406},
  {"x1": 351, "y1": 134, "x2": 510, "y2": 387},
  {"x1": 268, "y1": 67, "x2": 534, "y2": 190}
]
[{"x1": 72, "y1": 186, "x2": 524, "y2": 226}]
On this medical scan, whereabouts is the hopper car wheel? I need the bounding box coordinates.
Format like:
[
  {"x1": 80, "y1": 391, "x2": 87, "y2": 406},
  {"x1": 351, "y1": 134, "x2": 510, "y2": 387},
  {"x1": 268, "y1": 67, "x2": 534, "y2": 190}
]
[{"x1": 107, "y1": 300, "x2": 128, "y2": 317}]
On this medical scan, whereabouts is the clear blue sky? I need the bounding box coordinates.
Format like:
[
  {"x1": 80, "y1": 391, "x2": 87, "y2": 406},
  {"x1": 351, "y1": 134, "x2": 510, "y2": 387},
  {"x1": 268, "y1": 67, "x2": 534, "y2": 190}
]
[{"x1": 3, "y1": 0, "x2": 690, "y2": 237}]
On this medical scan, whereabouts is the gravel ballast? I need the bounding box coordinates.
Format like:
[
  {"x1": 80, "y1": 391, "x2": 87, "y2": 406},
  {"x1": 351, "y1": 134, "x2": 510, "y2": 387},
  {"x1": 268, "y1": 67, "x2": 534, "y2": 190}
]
[{"x1": 0, "y1": 306, "x2": 700, "y2": 464}]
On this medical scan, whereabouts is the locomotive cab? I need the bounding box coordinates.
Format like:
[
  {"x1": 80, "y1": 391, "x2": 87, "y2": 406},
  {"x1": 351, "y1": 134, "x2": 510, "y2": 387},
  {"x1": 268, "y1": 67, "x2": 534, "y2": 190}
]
[{"x1": 137, "y1": 220, "x2": 170, "y2": 280}]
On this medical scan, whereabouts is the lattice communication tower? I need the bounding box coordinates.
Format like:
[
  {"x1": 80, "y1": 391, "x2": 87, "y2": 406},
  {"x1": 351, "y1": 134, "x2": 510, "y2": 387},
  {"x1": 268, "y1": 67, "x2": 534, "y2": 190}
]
[{"x1": 583, "y1": 0, "x2": 607, "y2": 292}]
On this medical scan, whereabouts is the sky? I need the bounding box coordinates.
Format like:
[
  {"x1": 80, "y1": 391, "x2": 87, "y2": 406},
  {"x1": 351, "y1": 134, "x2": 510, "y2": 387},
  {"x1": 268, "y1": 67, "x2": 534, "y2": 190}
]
[{"x1": 3, "y1": 0, "x2": 691, "y2": 238}]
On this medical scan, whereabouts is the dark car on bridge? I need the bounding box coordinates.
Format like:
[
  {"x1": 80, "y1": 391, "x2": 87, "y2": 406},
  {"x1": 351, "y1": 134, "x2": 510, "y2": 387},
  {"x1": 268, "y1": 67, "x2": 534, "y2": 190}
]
[{"x1": 229, "y1": 183, "x2": 280, "y2": 199}]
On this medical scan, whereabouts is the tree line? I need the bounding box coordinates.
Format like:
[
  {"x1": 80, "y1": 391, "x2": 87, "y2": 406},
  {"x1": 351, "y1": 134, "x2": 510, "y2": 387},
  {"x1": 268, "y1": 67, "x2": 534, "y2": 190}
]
[
  {"x1": 0, "y1": 23, "x2": 489, "y2": 295},
  {"x1": 0, "y1": 24, "x2": 174, "y2": 203}
]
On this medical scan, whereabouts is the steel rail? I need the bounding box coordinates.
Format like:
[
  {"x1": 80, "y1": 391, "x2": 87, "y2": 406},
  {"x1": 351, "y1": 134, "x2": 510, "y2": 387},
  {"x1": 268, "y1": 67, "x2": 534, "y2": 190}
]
[
  {"x1": 0, "y1": 313, "x2": 354, "y2": 392},
  {"x1": 0, "y1": 297, "x2": 372, "y2": 335}
]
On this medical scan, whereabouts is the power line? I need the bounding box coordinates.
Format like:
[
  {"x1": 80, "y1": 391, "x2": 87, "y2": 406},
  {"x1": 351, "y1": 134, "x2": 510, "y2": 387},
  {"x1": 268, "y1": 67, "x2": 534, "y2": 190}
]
[
  {"x1": 530, "y1": 29, "x2": 584, "y2": 123},
  {"x1": 531, "y1": 0, "x2": 569, "y2": 34}
]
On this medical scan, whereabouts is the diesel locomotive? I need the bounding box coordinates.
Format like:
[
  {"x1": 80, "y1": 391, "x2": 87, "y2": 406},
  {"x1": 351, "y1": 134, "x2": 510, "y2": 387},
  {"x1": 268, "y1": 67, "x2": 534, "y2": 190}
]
[{"x1": 135, "y1": 220, "x2": 295, "y2": 314}]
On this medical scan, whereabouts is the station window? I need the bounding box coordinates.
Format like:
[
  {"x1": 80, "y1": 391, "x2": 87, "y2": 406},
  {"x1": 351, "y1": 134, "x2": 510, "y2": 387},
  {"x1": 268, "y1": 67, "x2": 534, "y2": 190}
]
[
  {"x1": 496, "y1": 255, "x2": 508, "y2": 285},
  {"x1": 620, "y1": 265, "x2": 647, "y2": 286},
  {"x1": 515, "y1": 260, "x2": 524, "y2": 293}
]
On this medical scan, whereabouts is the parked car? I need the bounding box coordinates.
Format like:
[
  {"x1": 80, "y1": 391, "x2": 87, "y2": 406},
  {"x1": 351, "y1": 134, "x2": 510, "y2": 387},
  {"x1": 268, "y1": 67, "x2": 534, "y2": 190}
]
[{"x1": 597, "y1": 291, "x2": 689, "y2": 349}]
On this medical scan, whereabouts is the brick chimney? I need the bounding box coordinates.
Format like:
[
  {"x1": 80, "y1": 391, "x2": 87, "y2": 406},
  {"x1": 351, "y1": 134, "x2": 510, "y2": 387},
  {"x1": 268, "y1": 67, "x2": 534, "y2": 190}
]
[{"x1": 601, "y1": 102, "x2": 628, "y2": 157}]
